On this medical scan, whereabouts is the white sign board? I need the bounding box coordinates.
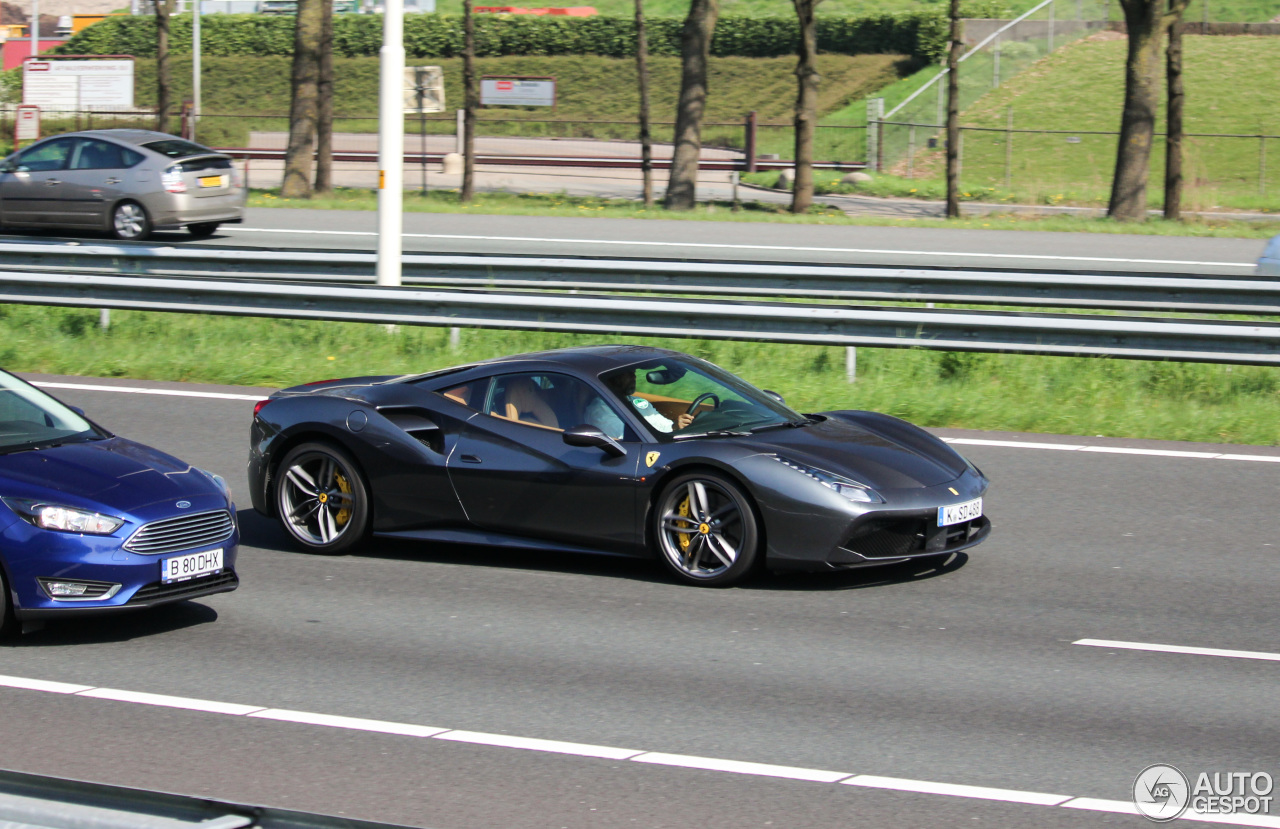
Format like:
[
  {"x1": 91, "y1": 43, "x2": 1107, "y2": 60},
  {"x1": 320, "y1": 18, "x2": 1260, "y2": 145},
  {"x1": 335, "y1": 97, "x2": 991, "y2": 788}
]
[
  {"x1": 23, "y1": 59, "x2": 134, "y2": 110},
  {"x1": 403, "y1": 65, "x2": 445, "y2": 115},
  {"x1": 480, "y1": 77, "x2": 555, "y2": 108},
  {"x1": 14, "y1": 105, "x2": 40, "y2": 142}
]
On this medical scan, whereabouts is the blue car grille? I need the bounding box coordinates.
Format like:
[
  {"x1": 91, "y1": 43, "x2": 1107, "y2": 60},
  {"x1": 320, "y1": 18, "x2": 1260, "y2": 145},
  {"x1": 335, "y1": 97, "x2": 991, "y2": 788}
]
[
  {"x1": 124, "y1": 510, "x2": 234, "y2": 555},
  {"x1": 129, "y1": 570, "x2": 239, "y2": 604}
]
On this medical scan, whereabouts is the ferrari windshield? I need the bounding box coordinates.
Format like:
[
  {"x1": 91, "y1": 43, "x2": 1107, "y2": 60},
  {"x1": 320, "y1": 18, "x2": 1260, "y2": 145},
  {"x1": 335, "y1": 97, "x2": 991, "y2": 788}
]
[
  {"x1": 0, "y1": 372, "x2": 98, "y2": 453},
  {"x1": 599, "y1": 356, "x2": 805, "y2": 442}
]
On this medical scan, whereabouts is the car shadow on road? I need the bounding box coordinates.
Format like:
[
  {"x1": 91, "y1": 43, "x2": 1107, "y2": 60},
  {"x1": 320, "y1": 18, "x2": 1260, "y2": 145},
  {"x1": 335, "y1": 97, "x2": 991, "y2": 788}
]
[
  {"x1": 5, "y1": 602, "x2": 219, "y2": 647},
  {"x1": 239, "y1": 508, "x2": 969, "y2": 590}
]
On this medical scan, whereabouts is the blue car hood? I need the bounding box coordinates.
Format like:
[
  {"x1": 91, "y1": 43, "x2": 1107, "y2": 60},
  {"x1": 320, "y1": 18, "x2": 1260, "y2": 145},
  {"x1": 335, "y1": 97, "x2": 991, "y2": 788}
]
[
  {"x1": 745, "y1": 413, "x2": 969, "y2": 489},
  {"x1": 0, "y1": 438, "x2": 217, "y2": 514}
]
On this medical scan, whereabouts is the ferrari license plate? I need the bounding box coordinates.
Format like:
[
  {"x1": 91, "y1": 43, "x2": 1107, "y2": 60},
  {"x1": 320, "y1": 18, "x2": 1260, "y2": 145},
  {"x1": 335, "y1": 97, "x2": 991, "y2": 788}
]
[
  {"x1": 199, "y1": 175, "x2": 226, "y2": 188},
  {"x1": 938, "y1": 498, "x2": 982, "y2": 527},
  {"x1": 161, "y1": 548, "x2": 223, "y2": 584}
]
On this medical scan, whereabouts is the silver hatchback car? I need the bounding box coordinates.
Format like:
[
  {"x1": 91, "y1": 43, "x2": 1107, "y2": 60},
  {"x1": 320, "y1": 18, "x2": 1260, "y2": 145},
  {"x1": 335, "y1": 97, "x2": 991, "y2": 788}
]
[{"x1": 0, "y1": 129, "x2": 246, "y2": 241}]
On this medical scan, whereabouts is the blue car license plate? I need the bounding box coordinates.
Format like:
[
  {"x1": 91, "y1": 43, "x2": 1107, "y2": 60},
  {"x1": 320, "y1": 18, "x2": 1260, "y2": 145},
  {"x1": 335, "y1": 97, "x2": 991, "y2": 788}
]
[{"x1": 161, "y1": 548, "x2": 223, "y2": 584}]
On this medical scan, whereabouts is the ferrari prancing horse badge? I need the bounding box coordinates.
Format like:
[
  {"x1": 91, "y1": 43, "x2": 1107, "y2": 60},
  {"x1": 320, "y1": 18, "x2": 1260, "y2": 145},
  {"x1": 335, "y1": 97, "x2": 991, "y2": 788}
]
[{"x1": 646, "y1": 451, "x2": 660, "y2": 468}]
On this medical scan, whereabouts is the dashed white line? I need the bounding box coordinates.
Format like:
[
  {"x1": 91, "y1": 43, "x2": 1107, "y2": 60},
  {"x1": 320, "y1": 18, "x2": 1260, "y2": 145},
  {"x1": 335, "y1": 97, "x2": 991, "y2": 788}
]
[
  {"x1": 226, "y1": 227, "x2": 1256, "y2": 268},
  {"x1": 943, "y1": 437, "x2": 1280, "y2": 464},
  {"x1": 0, "y1": 671, "x2": 1274, "y2": 826},
  {"x1": 33, "y1": 381, "x2": 263, "y2": 402},
  {"x1": 1074, "y1": 639, "x2": 1280, "y2": 663},
  {"x1": 843, "y1": 774, "x2": 1072, "y2": 806}
]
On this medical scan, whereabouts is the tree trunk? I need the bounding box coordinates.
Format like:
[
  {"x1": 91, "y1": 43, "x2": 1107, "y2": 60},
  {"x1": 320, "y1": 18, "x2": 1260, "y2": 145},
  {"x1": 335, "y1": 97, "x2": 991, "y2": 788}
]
[
  {"x1": 461, "y1": 0, "x2": 477, "y2": 203},
  {"x1": 154, "y1": 0, "x2": 174, "y2": 134},
  {"x1": 281, "y1": 0, "x2": 323, "y2": 199},
  {"x1": 635, "y1": 0, "x2": 653, "y2": 209},
  {"x1": 1163, "y1": 4, "x2": 1185, "y2": 220},
  {"x1": 314, "y1": 0, "x2": 334, "y2": 193},
  {"x1": 1108, "y1": 0, "x2": 1171, "y2": 220},
  {"x1": 790, "y1": 0, "x2": 821, "y2": 214},
  {"x1": 664, "y1": 0, "x2": 718, "y2": 211},
  {"x1": 945, "y1": 0, "x2": 962, "y2": 218}
]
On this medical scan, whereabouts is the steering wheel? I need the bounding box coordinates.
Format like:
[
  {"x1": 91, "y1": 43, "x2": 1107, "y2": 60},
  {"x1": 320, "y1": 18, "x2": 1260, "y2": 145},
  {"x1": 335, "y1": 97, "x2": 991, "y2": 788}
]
[{"x1": 686, "y1": 392, "x2": 720, "y2": 416}]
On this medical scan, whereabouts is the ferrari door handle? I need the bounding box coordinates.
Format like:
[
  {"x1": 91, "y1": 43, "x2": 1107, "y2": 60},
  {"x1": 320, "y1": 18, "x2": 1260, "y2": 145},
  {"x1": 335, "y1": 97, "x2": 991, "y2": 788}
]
[{"x1": 460, "y1": 454, "x2": 482, "y2": 464}]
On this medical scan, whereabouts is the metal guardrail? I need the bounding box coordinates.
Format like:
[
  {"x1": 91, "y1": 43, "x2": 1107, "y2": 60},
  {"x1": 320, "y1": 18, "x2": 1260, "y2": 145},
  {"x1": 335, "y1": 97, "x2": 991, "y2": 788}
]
[
  {"x1": 0, "y1": 241, "x2": 1274, "y2": 313},
  {"x1": 3, "y1": 270, "x2": 1280, "y2": 365},
  {"x1": 0, "y1": 767, "x2": 420, "y2": 829}
]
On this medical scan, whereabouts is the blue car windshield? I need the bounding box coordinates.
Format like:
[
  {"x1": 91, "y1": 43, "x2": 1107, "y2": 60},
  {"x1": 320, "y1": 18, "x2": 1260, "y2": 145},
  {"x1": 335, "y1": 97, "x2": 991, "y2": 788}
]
[
  {"x1": 598, "y1": 356, "x2": 805, "y2": 443},
  {"x1": 0, "y1": 372, "x2": 98, "y2": 453}
]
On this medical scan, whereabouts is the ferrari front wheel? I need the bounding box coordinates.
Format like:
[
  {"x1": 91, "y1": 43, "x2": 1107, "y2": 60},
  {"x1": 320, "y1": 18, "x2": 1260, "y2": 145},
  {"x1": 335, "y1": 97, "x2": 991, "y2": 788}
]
[
  {"x1": 654, "y1": 472, "x2": 759, "y2": 586},
  {"x1": 276, "y1": 442, "x2": 369, "y2": 554}
]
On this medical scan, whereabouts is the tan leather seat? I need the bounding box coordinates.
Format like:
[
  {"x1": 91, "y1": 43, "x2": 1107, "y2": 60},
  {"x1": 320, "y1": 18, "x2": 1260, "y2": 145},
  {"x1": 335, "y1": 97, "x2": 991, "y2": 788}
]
[{"x1": 500, "y1": 378, "x2": 559, "y2": 429}]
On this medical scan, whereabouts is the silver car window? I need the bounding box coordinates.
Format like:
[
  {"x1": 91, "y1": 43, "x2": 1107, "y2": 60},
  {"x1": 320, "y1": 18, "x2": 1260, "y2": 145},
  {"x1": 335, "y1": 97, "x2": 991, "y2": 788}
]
[
  {"x1": 69, "y1": 139, "x2": 142, "y2": 171},
  {"x1": 14, "y1": 137, "x2": 75, "y2": 172}
]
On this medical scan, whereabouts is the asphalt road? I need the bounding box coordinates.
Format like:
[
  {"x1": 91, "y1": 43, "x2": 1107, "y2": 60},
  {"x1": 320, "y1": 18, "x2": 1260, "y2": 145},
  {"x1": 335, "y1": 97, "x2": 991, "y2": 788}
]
[
  {"x1": 4, "y1": 208, "x2": 1263, "y2": 275},
  {"x1": 0, "y1": 373, "x2": 1276, "y2": 828}
]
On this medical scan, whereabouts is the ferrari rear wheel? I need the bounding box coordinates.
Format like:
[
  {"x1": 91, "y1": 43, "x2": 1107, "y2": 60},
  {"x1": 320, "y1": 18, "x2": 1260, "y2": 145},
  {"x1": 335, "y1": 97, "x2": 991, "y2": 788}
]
[
  {"x1": 654, "y1": 472, "x2": 759, "y2": 587},
  {"x1": 276, "y1": 442, "x2": 369, "y2": 554}
]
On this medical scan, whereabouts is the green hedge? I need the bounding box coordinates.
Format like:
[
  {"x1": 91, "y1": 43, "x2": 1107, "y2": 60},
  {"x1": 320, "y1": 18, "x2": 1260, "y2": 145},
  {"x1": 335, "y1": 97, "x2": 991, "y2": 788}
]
[{"x1": 55, "y1": 12, "x2": 953, "y2": 63}]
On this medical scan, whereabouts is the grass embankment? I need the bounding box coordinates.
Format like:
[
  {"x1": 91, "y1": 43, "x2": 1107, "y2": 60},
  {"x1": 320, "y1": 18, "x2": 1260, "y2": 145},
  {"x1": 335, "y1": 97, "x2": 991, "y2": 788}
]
[
  {"x1": 6, "y1": 304, "x2": 1280, "y2": 445},
  {"x1": 899, "y1": 34, "x2": 1280, "y2": 212},
  {"x1": 246, "y1": 187, "x2": 1280, "y2": 236}
]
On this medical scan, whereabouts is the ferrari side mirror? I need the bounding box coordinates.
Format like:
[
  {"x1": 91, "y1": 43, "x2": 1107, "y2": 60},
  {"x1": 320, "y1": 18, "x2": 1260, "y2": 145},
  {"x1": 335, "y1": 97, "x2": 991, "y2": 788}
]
[
  {"x1": 763, "y1": 389, "x2": 785, "y2": 404},
  {"x1": 563, "y1": 424, "x2": 627, "y2": 458}
]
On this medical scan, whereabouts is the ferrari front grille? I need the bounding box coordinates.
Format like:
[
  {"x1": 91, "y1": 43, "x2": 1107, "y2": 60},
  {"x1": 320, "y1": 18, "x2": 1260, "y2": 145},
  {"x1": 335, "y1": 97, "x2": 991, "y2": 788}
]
[
  {"x1": 124, "y1": 510, "x2": 234, "y2": 555},
  {"x1": 842, "y1": 519, "x2": 927, "y2": 559}
]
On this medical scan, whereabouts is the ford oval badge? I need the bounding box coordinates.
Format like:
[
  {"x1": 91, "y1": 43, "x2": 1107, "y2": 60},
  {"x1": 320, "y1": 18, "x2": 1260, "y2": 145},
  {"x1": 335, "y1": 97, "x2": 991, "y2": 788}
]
[{"x1": 176, "y1": 500, "x2": 191, "y2": 509}]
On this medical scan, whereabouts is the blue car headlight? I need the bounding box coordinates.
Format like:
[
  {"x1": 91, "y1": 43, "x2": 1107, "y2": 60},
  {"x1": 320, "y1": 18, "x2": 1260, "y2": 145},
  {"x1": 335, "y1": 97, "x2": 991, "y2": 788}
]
[
  {"x1": 199, "y1": 468, "x2": 232, "y2": 502},
  {"x1": 769, "y1": 456, "x2": 884, "y2": 504},
  {"x1": 1, "y1": 497, "x2": 124, "y2": 535}
]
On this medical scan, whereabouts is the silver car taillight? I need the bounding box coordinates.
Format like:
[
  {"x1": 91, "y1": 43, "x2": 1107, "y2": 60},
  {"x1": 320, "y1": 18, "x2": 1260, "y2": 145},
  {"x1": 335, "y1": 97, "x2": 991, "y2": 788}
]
[
  {"x1": 231, "y1": 167, "x2": 244, "y2": 189},
  {"x1": 162, "y1": 166, "x2": 186, "y2": 193}
]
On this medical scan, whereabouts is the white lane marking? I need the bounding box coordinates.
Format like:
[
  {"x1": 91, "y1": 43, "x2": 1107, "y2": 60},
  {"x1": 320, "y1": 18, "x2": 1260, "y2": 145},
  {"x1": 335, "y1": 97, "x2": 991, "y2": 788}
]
[
  {"x1": 632, "y1": 753, "x2": 852, "y2": 783},
  {"x1": 844, "y1": 775, "x2": 1072, "y2": 806},
  {"x1": 1074, "y1": 639, "x2": 1280, "y2": 663},
  {"x1": 1060, "y1": 797, "x2": 1141, "y2": 814},
  {"x1": 436, "y1": 730, "x2": 643, "y2": 760},
  {"x1": 226, "y1": 227, "x2": 1255, "y2": 269},
  {"x1": 944, "y1": 437, "x2": 1280, "y2": 464},
  {"x1": 0, "y1": 674, "x2": 93, "y2": 694},
  {"x1": 249, "y1": 709, "x2": 449, "y2": 737},
  {"x1": 75, "y1": 687, "x2": 267, "y2": 716},
  {"x1": 3, "y1": 672, "x2": 1280, "y2": 826},
  {"x1": 33, "y1": 381, "x2": 264, "y2": 402}
]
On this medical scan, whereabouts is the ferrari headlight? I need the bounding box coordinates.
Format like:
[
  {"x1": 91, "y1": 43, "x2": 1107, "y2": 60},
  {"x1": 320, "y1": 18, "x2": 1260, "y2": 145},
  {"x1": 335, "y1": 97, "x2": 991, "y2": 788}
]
[
  {"x1": 1, "y1": 498, "x2": 124, "y2": 535},
  {"x1": 770, "y1": 456, "x2": 883, "y2": 504}
]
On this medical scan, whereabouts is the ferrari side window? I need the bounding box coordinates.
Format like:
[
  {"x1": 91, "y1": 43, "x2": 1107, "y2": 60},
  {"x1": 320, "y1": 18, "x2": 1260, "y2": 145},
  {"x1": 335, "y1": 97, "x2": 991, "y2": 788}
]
[
  {"x1": 438, "y1": 381, "x2": 481, "y2": 409},
  {"x1": 485, "y1": 372, "x2": 637, "y2": 440}
]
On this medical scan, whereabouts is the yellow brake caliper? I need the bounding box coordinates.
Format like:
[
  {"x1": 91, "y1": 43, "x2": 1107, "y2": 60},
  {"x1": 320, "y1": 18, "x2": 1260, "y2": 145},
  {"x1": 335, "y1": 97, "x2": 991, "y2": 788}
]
[
  {"x1": 677, "y1": 496, "x2": 692, "y2": 554},
  {"x1": 334, "y1": 472, "x2": 352, "y2": 526}
]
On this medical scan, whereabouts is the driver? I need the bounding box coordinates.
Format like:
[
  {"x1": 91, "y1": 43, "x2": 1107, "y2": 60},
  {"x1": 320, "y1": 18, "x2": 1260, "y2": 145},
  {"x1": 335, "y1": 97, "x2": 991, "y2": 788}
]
[{"x1": 586, "y1": 372, "x2": 695, "y2": 439}]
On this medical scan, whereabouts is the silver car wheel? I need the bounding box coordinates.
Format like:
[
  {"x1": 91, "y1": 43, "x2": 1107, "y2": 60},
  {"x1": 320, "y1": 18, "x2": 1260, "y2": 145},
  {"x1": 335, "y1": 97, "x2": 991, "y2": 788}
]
[
  {"x1": 112, "y1": 202, "x2": 149, "y2": 240},
  {"x1": 277, "y1": 446, "x2": 365, "y2": 551},
  {"x1": 655, "y1": 475, "x2": 757, "y2": 585}
]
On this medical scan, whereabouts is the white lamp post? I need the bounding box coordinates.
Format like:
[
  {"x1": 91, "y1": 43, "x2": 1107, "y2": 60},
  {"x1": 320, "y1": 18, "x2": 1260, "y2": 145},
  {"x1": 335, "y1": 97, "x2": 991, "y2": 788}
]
[
  {"x1": 192, "y1": 0, "x2": 201, "y2": 140},
  {"x1": 376, "y1": 0, "x2": 405, "y2": 286}
]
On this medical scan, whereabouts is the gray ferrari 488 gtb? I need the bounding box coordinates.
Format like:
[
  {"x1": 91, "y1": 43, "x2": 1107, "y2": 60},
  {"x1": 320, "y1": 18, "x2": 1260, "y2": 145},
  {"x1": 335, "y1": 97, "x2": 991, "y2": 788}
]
[{"x1": 249, "y1": 346, "x2": 990, "y2": 586}]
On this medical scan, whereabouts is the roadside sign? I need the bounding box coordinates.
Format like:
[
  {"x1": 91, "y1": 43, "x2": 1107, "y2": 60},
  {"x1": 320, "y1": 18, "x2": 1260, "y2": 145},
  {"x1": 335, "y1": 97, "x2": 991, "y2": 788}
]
[
  {"x1": 14, "y1": 104, "x2": 39, "y2": 143},
  {"x1": 480, "y1": 76, "x2": 556, "y2": 108},
  {"x1": 22, "y1": 56, "x2": 134, "y2": 110},
  {"x1": 403, "y1": 65, "x2": 445, "y2": 114}
]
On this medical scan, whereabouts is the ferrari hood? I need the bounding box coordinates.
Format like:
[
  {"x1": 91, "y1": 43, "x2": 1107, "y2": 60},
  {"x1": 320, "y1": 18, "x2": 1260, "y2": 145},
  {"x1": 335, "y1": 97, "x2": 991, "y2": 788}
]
[
  {"x1": 0, "y1": 438, "x2": 218, "y2": 513},
  {"x1": 745, "y1": 413, "x2": 968, "y2": 489}
]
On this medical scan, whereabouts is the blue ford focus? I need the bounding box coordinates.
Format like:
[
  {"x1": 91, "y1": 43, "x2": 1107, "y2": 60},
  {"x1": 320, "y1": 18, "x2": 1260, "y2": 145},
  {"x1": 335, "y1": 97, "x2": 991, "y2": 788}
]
[{"x1": 0, "y1": 370, "x2": 239, "y2": 636}]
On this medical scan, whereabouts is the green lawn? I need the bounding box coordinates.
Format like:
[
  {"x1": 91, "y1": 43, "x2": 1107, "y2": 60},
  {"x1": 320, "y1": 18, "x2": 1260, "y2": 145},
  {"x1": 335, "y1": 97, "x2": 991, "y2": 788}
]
[
  {"x1": 6, "y1": 303, "x2": 1280, "y2": 445},
  {"x1": 898, "y1": 34, "x2": 1280, "y2": 211}
]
